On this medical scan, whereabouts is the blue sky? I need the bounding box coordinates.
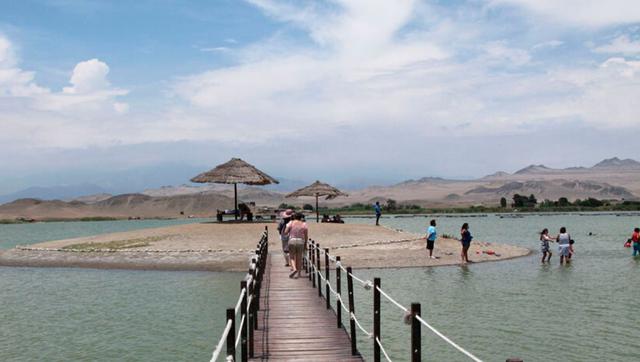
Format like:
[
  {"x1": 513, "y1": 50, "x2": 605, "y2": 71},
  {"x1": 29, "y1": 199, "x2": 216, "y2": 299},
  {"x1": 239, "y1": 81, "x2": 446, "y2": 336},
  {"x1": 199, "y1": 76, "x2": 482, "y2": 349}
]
[{"x1": 1, "y1": 0, "x2": 640, "y2": 194}]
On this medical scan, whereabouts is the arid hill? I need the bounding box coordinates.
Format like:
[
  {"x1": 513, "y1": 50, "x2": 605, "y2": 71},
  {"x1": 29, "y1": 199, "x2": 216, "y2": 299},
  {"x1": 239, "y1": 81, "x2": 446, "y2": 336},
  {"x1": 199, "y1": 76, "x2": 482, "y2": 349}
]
[{"x1": 2, "y1": 157, "x2": 639, "y2": 219}]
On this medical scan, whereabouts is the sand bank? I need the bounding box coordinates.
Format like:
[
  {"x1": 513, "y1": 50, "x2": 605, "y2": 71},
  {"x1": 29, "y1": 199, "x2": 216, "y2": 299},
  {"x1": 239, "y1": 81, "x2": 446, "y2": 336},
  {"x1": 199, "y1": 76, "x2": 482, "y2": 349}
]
[{"x1": 0, "y1": 222, "x2": 530, "y2": 271}]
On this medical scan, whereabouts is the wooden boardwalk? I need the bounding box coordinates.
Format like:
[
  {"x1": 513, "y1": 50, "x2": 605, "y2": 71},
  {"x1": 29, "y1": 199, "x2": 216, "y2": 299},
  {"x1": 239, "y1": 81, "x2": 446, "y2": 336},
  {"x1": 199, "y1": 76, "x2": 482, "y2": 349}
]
[{"x1": 250, "y1": 254, "x2": 363, "y2": 361}]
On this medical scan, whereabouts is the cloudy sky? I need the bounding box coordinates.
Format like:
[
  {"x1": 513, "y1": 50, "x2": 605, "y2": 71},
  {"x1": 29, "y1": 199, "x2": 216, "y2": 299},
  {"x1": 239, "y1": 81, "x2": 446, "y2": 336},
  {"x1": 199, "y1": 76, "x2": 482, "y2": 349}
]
[{"x1": 1, "y1": 0, "x2": 640, "y2": 193}]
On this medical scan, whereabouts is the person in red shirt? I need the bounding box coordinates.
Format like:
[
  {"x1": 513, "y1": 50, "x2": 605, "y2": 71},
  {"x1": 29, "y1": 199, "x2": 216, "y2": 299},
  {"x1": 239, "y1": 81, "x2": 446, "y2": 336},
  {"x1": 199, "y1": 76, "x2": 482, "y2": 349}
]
[{"x1": 632, "y1": 228, "x2": 640, "y2": 257}]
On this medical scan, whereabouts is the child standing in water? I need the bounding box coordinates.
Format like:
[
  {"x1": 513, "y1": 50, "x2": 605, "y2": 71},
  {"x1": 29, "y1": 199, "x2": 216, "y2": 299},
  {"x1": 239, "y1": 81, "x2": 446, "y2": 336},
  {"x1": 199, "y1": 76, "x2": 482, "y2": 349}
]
[
  {"x1": 632, "y1": 228, "x2": 640, "y2": 257},
  {"x1": 540, "y1": 228, "x2": 555, "y2": 263},
  {"x1": 557, "y1": 227, "x2": 571, "y2": 265}
]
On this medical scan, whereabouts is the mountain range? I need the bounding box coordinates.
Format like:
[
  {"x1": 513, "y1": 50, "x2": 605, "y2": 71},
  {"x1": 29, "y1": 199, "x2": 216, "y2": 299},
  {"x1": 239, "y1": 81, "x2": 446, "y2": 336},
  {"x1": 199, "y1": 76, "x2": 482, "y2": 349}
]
[{"x1": 1, "y1": 157, "x2": 639, "y2": 219}]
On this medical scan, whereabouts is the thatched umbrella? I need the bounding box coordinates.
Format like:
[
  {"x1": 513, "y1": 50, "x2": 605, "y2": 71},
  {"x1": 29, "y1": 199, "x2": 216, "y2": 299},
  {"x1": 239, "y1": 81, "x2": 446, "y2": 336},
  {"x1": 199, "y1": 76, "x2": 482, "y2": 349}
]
[
  {"x1": 285, "y1": 180, "x2": 348, "y2": 222},
  {"x1": 191, "y1": 158, "x2": 279, "y2": 220}
]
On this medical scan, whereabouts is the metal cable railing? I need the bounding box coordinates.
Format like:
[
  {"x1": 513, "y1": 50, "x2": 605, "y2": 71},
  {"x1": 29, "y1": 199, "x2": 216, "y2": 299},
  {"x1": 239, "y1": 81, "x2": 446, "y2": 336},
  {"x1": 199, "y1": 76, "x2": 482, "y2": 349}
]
[
  {"x1": 209, "y1": 226, "x2": 269, "y2": 362},
  {"x1": 303, "y1": 239, "x2": 487, "y2": 362}
]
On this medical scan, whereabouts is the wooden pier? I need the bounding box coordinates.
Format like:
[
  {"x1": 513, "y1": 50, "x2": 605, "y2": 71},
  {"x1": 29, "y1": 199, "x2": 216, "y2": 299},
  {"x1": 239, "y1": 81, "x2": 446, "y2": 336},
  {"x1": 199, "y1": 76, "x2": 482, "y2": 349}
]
[
  {"x1": 210, "y1": 228, "x2": 495, "y2": 362},
  {"x1": 250, "y1": 254, "x2": 363, "y2": 361}
]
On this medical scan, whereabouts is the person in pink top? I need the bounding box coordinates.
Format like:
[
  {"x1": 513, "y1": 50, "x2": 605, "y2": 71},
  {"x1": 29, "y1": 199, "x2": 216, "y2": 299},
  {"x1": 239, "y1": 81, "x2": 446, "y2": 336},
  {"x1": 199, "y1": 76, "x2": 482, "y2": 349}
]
[{"x1": 284, "y1": 212, "x2": 308, "y2": 278}]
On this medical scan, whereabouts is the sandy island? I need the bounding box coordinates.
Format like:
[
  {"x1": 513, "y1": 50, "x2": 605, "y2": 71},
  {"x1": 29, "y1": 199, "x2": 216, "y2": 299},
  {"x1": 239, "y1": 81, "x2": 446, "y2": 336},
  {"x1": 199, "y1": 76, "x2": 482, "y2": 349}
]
[{"x1": 0, "y1": 222, "x2": 530, "y2": 271}]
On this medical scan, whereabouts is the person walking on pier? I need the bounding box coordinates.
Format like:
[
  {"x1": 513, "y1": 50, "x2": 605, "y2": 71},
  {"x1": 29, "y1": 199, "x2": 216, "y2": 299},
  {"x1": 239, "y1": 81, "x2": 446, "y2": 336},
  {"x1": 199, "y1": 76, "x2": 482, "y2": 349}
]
[
  {"x1": 540, "y1": 228, "x2": 555, "y2": 263},
  {"x1": 557, "y1": 227, "x2": 571, "y2": 264},
  {"x1": 426, "y1": 219, "x2": 437, "y2": 259},
  {"x1": 460, "y1": 223, "x2": 473, "y2": 265},
  {"x1": 278, "y1": 209, "x2": 294, "y2": 267},
  {"x1": 285, "y1": 212, "x2": 308, "y2": 278},
  {"x1": 374, "y1": 201, "x2": 382, "y2": 226}
]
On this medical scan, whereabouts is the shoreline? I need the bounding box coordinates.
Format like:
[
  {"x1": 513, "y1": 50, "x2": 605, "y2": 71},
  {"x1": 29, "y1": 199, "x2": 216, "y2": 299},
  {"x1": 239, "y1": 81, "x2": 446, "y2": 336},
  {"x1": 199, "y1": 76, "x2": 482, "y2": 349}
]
[{"x1": 0, "y1": 222, "x2": 531, "y2": 272}]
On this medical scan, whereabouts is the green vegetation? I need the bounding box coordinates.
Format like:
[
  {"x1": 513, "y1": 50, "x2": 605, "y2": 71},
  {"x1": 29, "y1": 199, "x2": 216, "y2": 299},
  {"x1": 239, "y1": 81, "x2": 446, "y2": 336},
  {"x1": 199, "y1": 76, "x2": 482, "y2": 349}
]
[
  {"x1": 61, "y1": 236, "x2": 164, "y2": 251},
  {"x1": 315, "y1": 196, "x2": 640, "y2": 216}
]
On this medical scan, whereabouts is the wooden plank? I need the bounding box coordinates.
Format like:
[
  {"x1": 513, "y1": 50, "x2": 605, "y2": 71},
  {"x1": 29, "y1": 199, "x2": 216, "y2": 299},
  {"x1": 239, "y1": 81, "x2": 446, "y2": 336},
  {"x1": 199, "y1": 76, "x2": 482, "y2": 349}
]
[{"x1": 249, "y1": 254, "x2": 363, "y2": 361}]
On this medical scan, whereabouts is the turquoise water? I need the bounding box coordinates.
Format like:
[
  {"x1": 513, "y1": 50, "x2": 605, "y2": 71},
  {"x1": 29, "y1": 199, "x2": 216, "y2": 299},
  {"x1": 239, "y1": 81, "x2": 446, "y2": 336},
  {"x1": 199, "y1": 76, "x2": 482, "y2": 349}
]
[
  {"x1": 342, "y1": 214, "x2": 640, "y2": 362},
  {"x1": 0, "y1": 218, "x2": 213, "y2": 250},
  {"x1": 1, "y1": 215, "x2": 639, "y2": 361}
]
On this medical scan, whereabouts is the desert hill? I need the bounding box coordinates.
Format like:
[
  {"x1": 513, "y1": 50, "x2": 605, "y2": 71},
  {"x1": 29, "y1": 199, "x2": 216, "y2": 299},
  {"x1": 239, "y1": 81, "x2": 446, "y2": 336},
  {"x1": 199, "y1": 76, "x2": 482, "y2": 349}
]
[{"x1": 2, "y1": 157, "x2": 640, "y2": 219}]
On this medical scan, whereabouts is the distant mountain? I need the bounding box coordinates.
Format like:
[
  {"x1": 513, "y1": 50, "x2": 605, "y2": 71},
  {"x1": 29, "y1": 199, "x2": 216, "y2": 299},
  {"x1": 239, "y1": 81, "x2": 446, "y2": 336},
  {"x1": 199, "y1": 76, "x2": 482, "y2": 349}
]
[
  {"x1": 481, "y1": 171, "x2": 510, "y2": 179},
  {"x1": 465, "y1": 180, "x2": 634, "y2": 200},
  {"x1": 395, "y1": 177, "x2": 449, "y2": 186},
  {"x1": 0, "y1": 183, "x2": 108, "y2": 204},
  {"x1": 514, "y1": 164, "x2": 553, "y2": 175},
  {"x1": 71, "y1": 193, "x2": 113, "y2": 204},
  {"x1": 592, "y1": 157, "x2": 640, "y2": 169}
]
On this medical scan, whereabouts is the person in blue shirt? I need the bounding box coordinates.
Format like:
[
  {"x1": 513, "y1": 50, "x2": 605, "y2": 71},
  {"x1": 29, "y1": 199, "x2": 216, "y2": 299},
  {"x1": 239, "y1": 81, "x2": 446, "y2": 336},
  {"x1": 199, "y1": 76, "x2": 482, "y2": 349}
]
[
  {"x1": 426, "y1": 219, "x2": 437, "y2": 259},
  {"x1": 373, "y1": 201, "x2": 382, "y2": 226}
]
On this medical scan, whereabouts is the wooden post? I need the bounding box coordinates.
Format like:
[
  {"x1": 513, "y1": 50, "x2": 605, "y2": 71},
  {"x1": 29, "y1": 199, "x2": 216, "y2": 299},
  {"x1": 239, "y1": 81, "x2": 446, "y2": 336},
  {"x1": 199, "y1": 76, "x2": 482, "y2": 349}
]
[
  {"x1": 336, "y1": 256, "x2": 342, "y2": 328},
  {"x1": 347, "y1": 266, "x2": 358, "y2": 356},
  {"x1": 316, "y1": 245, "x2": 321, "y2": 298},
  {"x1": 324, "y1": 248, "x2": 330, "y2": 309},
  {"x1": 248, "y1": 276, "x2": 255, "y2": 358},
  {"x1": 250, "y1": 265, "x2": 258, "y2": 330},
  {"x1": 307, "y1": 240, "x2": 312, "y2": 280},
  {"x1": 240, "y1": 280, "x2": 248, "y2": 362},
  {"x1": 411, "y1": 303, "x2": 421, "y2": 362},
  {"x1": 226, "y1": 308, "x2": 236, "y2": 361},
  {"x1": 253, "y1": 259, "x2": 261, "y2": 313},
  {"x1": 316, "y1": 194, "x2": 319, "y2": 223},
  {"x1": 373, "y1": 278, "x2": 381, "y2": 362},
  {"x1": 311, "y1": 240, "x2": 316, "y2": 286}
]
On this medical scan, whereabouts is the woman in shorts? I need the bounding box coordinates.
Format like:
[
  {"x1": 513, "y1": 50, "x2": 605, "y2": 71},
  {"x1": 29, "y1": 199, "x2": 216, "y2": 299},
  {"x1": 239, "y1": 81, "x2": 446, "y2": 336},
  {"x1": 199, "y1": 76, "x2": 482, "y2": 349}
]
[{"x1": 284, "y1": 212, "x2": 308, "y2": 278}]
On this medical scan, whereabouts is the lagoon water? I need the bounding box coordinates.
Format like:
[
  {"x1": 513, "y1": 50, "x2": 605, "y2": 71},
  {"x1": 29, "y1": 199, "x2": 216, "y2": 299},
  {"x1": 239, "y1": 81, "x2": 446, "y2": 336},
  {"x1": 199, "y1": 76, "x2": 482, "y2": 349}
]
[{"x1": 1, "y1": 215, "x2": 639, "y2": 361}]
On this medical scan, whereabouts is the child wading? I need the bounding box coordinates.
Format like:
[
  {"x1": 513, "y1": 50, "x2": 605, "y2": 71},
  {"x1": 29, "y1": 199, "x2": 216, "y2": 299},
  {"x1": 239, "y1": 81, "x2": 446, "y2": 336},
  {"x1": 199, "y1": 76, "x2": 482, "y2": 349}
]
[
  {"x1": 557, "y1": 227, "x2": 572, "y2": 264},
  {"x1": 632, "y1": 228, "x2": 640, "y2": 257},
  {"x1": 540, "y1": 228, "x2": 555, "y2": 263}
]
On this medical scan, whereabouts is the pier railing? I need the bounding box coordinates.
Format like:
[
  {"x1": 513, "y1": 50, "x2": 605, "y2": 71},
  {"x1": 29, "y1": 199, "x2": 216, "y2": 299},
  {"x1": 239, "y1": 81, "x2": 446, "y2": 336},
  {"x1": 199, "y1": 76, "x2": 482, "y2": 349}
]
[
  {"x1": 209, "y1": 226, "x2": 268, "y2": 362},
  {"x1": 303, "y1": 239, "x2": 491, "y2": 362}
]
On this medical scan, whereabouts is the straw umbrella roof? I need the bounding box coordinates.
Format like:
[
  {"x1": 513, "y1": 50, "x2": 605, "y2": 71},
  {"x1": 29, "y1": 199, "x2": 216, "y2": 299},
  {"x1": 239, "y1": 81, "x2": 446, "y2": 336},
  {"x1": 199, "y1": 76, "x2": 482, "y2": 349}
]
[
  {"x1": 286, "y1": 180, "x2": 348, "y2": 200},
  {"x1": 190, "y1": 158, "x2": 279, "y2": 185}
]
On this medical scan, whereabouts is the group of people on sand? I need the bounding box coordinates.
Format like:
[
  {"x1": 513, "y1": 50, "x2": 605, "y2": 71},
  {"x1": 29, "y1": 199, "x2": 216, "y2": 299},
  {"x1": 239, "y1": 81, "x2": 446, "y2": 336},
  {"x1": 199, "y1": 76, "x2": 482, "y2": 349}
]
[
  {"x1": 321, "y1": 214, "x2": 344, "y2": 223},
  {"x1": 277, "y1": 209, "x2": 308, "y2": 279},
  {"x1": 423, "y1": 219, "x2": 474, "y2": 265},
  {"x1": 539, "y1": 227, "x2": 575, "y2": 264}
]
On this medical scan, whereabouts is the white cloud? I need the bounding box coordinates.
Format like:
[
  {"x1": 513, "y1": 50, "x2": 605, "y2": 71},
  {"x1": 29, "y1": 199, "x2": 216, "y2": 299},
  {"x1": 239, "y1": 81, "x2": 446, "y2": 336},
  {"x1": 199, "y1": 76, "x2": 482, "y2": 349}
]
[
  {"x1": 594, "y1": 35, "x2": 640, "y2": 55},
  {"x1": 63, "y1": 58, "x2": 110, "y2": 94},
  {"x1": 0, "y1": 34, "x2": 129, "y2": 149},
  {"x1": 490, "y1": 0, "x2": 640, "y2": 27},
  {"x1": 532, "y1": 40, "x2": 563, "y2": 50},
  {"x1": 483, "y1": 41, "x2": 531, "y2": 66}
]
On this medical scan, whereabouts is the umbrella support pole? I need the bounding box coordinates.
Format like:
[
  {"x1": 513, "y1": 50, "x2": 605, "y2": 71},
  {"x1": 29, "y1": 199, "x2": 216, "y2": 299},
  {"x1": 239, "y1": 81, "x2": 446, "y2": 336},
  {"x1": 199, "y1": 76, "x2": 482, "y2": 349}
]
[
  {"x1": 234, "y1": 183, "x2": 238, "y2": 221},
  {"x1": 316, "y1": 194, "x2": 319, "y2": 223}
]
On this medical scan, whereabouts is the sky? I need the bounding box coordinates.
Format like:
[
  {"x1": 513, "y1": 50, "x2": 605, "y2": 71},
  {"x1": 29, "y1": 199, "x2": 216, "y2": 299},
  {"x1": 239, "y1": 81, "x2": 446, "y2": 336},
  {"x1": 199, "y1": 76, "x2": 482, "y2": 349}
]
[{"x1": 1, "y1": 0, "x2": 640, "y2": 194}]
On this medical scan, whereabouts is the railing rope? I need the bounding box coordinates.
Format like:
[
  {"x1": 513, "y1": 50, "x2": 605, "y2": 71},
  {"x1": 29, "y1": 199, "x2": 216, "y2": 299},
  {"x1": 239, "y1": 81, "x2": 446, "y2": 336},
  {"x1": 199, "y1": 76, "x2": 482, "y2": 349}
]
[
  {"x1": 305, "y1": 240, "x2": 489, "y2": 362},
  {"x1": 209, "y1": 228, "x2": 268, "y2": 362}
]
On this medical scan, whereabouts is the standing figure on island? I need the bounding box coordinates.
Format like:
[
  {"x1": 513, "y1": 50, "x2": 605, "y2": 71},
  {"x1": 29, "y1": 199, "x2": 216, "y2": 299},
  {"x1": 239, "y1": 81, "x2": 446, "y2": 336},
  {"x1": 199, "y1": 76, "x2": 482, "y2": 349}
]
[
  {"x1": 460, "y1": 223, "x2": 473, "y2": 265},
  {"x1": 374, "y1": 201, "x2": 382, "y2": 226},
  {"x1": 426, "y1": 219, "x2": 437, "y2": 259}
]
